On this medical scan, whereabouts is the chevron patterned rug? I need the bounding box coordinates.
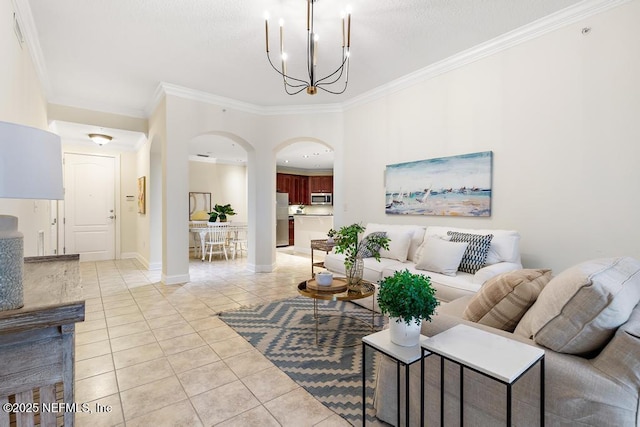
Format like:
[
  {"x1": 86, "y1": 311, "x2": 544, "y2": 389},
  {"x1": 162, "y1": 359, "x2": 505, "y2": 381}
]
[{"x1": 219, "y1": 296, "x2": 387, "y2": 425}]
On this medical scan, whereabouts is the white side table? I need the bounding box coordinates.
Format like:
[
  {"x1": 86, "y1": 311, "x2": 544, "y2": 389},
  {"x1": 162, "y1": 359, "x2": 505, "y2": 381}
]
[
  {"x1": 362, "y1": 329, "x2": 429, "y2": 426},
  {"x1": 420, "y1": 324, "x2": 545, "y2": 426}
]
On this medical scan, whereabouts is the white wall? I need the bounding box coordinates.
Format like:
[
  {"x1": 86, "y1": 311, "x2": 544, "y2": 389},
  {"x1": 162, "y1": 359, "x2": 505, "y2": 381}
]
[
  {"x1": 189, "y1": 161, "x2": 248, "y2": 223},
  {"x1": 153, "y1": 94, "x2": 343, "y2": 278},
  {"x1": 0, "y1": 0, "x2": 52, "y2": 256},
  {"x1": 341, "y1": 1, "x2": 640, "y2": 274}
]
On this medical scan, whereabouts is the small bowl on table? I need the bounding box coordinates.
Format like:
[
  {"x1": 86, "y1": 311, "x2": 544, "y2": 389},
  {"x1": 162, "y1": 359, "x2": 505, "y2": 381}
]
[{"x1": 315, "y1": 271, "x2": 334, "y2": 286}]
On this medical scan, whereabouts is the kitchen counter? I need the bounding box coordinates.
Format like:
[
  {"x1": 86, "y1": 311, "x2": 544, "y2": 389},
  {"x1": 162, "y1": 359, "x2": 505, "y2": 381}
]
[{"x1": 293, "y1": 215, "x2": 334, "y2": 255}]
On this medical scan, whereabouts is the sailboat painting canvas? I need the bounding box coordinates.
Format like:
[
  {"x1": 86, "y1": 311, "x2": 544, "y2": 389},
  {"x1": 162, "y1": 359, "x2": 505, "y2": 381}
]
[{"x1": 385, "y1": 151, "x2": 492, "y2": 217}]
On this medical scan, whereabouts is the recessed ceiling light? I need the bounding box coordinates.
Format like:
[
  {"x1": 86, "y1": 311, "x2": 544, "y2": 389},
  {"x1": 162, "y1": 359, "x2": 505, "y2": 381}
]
[
  {"x1": 313, "y1": 152, "x2": 320, "y2": 156},
  {"x1": 325, "y1": 149, "x2": 332, "y2": 153},
  {"x1": 284, "y1": 160, "x2": 289, "y2": 163},
  {"x1": 303, "y1": 155, "x2": 310, "y2": 158}
]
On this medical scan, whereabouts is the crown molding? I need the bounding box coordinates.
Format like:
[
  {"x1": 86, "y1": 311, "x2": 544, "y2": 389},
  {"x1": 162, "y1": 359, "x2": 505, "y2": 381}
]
[
  {"x1": 12, "y1": 0, "x2": 52, "y2": 98},
  {"x1": 17, "y1": 0, "x2": 631, "y2": 119},
  {"x1": 342, "y1": 0, "x2": 633, "y2": 110},
  {"x1": 151, "y1": 82, "x2": 343, "y2": 116}
]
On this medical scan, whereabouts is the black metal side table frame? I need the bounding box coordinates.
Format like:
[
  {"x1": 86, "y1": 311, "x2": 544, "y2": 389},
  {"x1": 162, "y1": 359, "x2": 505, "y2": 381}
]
[
  {"x1": 420, "y1": 347, "x2": 545, "y2": 426},
  {"x1": 362, "y1": 330, "x2": 426, "y2": 426}
]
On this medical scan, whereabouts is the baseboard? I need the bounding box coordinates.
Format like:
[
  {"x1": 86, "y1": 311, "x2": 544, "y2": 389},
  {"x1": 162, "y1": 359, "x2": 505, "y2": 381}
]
[
  {"x1": 161, "y1": 273, "x2": 190, "y2": 285},
  {"x1": 120, "y1": 252, "x2": 137, "y2": 259},
  {"x1": 248, "y1": 262, "x2": 276, "y2": 273}
]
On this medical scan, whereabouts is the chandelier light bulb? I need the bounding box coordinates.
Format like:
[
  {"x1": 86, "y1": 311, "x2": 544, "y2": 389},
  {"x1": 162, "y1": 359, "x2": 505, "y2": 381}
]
[
  {"x1": 279, "y1": 18, "x2": 284, "y2": 27},
  {"x1": 264, "y1": 11, "x2": 270, "y2": 21},
  {"x1": 281, "y1": 52, "x2": 288, "y2": 61}
]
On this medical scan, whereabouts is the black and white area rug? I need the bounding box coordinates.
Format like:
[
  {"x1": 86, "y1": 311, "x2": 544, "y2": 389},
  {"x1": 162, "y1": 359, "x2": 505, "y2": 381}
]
[{"x1": 219, "y1": 296, "x2": 386, "y2": 425}]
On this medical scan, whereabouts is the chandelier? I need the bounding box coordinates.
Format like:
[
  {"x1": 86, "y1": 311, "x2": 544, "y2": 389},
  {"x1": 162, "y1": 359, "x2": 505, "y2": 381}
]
[{"x1": 264, "y1": 0, "x2": 351, "y2": 95}]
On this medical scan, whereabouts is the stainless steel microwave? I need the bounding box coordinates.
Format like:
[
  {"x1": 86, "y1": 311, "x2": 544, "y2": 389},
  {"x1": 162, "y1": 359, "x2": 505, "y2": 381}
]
[{"x1": 310, "y1": 193, "x2": 332, "y2": 205}]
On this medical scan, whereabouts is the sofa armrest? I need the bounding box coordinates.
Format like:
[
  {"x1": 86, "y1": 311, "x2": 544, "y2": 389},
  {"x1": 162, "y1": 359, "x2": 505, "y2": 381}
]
[
  {"x1": 592, "y1": 328, "x2": 640, "y2": 392},
  {"x1": 472, "y1": 262, "x2": 523, "y2": 285}
]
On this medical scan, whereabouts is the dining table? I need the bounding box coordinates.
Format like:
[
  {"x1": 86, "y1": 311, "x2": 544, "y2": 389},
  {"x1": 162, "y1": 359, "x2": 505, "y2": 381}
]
[{"x1": 189, "y1": 222, "x2": 247, "y2": 261}]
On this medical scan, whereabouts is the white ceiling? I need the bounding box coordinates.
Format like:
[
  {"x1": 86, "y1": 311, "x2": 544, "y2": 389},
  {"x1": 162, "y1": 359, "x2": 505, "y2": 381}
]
[{"x1": 22, "y1": 0, "x2": 585, "y2": 166}]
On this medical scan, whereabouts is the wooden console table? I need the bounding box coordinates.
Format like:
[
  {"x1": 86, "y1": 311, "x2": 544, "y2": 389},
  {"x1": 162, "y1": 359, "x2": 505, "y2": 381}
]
[{"x1": 0, "y1": 254, "x2": 84, "y2": 427}]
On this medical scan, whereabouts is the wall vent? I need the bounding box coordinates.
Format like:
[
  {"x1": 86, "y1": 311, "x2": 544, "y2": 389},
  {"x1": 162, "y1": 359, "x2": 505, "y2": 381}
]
[{"x1": 13, "y1": 12, "x2": 24, "y2": 47}]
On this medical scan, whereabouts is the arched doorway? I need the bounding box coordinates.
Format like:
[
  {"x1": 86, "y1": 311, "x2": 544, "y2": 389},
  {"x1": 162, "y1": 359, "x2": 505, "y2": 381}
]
[
  {"x1": 187, "y1": 132, "x2": 251, "y2": 264},
  {"x1": 274, "y1": 138, "x2": 334, "y2": 255}
]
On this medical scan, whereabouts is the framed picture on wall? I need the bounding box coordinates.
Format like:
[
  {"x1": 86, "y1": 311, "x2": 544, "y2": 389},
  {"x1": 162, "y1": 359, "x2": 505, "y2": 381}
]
[
  {"x1": 189, "y1": 192, "x2": 212, "y2": 219},
  {"x1": 137, "y1": 176, "x2": 146, "y2": 214},
  {"x1": 385, "y1": 151, "x2": 493, "y2": 217}
]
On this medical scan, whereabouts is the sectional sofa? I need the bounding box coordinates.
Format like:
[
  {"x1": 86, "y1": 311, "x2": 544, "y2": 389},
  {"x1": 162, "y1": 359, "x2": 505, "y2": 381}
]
[
  {"x1": 323, "y1": 223, "x2": 523, "y2": 309},
  {"x1": 374, "y1": 257, "x2": 640, "y2": 426}
]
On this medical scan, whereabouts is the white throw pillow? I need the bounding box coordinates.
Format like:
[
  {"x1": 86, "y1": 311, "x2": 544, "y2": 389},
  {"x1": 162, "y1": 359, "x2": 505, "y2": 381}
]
[
  {"x1": 379, "y1": 229, "x2": 413, "y2": 262},
  {"x1": 415, "y1": 237, "x2": 468, "y2": 276}
]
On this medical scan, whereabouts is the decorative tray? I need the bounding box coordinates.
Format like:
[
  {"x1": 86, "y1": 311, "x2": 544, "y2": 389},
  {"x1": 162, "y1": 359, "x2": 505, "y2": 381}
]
[{"x1": 306, "y1": 277, "x2": 348, "y2": 293}]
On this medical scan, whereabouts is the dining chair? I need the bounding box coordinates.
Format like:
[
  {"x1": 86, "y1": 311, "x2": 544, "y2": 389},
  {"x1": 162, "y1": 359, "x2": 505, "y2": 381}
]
[
  {"x1": 229, "y1": 225, "x2": 248, "y2": 259},
  {"x1": 205, "y1": 226, "x2": 229, "y2": 261}
]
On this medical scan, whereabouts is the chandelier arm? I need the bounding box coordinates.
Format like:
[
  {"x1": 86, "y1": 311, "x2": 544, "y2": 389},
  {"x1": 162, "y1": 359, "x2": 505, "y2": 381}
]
[
  {"x1": 266, "y1": 52, "x2": 310, "y2": 87},
  {"x1": 315, "y1": 53, "x2": 349, "y2": 86},
  {"x1": 317, "y1": 59, "x2": 350, "y2": 94},
  {"x1": 316, "y1": 82, "x2": 348, "y2": 95}
]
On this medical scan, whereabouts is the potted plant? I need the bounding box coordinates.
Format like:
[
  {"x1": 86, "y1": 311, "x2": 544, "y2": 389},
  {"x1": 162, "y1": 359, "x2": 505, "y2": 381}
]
[
  {"x1": 207, "y1": 212, "x2": 218, "y2": 223},
  {"x1": 328, "y1": 223, "x2": 390, "y2": 286},
  {"x1": 377, "y1": 269, "x2": 439, "y2": 346},
  {"x1": 211, "y1": 203, "x2": 236, "y2": 222}
]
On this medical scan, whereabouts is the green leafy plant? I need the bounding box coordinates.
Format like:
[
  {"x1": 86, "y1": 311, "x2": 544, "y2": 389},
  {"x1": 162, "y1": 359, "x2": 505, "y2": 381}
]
[
  {"x1": 210, "y1": 204, "x2": 236, "y2": 222},
  {"x1": 328, "y1": 223, "x2": 390, "y2": 272},
  {"x1": 377, "y1": 269, "x2": 439, "y2": 325},
  {"x1": 207, "y1": 211, "x2": 218, "y2": 222}
]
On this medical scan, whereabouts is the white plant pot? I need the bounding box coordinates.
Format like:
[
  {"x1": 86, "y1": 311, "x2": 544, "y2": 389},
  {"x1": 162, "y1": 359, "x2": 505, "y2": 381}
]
[{"x1": 389, "y1": 317, "x2": 422, "y2": 347}]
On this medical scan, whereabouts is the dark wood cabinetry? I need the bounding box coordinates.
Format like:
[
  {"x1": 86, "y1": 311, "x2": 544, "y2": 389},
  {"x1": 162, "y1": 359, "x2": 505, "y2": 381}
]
[
  {"x1": 309, "y1": 176, "x2": 333, "y2": 193},
  {"x1": 278, "y1": 173, "x2": 333, "y2": 205},
  {"x1": 289, "y1": 218, "x2": 294, "y2": 246}
]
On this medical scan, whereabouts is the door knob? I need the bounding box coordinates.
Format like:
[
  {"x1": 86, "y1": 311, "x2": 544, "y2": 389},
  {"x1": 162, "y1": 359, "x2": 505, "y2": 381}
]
[{"x1": 108, "y1": 215, "x2": 115, "y2": 219}]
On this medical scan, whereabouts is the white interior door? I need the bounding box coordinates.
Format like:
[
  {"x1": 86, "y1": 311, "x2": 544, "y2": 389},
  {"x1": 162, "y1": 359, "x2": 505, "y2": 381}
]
[{"x1": 64, "y1": 153, "x2": 116, "y2": 261}]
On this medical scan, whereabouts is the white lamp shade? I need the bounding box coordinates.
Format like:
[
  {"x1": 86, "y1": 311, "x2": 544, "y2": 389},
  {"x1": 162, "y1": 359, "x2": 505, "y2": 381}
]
[{"x1": 0, "y1": 121, "x2": 64, "y2": 200}]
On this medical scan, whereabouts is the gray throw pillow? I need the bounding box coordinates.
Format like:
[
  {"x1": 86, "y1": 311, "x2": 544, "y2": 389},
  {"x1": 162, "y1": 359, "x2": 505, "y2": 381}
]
[{"x1": 357, "y1": 231, "x2": 387, "y2": 258}]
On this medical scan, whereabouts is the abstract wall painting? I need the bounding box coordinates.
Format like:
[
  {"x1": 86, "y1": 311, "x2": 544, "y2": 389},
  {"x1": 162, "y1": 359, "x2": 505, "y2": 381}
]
[
  {"x1": 189, "y1": 192, "x2": 212, "y2": 219},
  {"x1": 137, "y1": 176, "x2": 146, "y2": 214},
  {"x1": 385, "y1": 151, "x2": 492, "y2": 217}
]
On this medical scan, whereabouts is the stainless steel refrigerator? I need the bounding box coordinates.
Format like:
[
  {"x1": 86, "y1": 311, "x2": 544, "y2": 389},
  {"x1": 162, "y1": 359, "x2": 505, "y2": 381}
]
[{"x1": 276, "y1": 192, "x2": 289, "y2": 247}]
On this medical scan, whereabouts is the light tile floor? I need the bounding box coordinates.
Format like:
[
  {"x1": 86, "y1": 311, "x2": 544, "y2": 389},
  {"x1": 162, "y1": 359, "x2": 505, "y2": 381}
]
[{"x1": 74, "y1": 249, "x2": 351, "y2": 426}]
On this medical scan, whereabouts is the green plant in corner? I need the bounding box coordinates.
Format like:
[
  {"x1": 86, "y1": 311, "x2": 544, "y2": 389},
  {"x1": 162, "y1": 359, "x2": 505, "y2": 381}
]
[
  {"x1": 328, "y1": 223, "x2": 390, "y2": 274},
  {"x1": 377, "y1": 269, "x2": 439, "y2": 325},
  {"x1": 211, "y1": 204, "x2": 236, "y2": 222}
]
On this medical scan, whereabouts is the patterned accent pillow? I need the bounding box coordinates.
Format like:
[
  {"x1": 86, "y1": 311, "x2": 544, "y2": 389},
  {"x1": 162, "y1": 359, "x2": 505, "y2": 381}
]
[
  {"x1": 357, "y1": 231, "x2": 387, "y2": 258},
  {"x1": 447, "y1": 231, "x2": 493, "y2": 274},
  {"x1": 463, "y1": 269, "x2": 552, "y2": 332}
]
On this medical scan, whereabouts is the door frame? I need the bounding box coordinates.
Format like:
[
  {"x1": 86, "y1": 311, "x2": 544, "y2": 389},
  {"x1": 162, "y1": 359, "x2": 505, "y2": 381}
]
[{"x1": 58, "y1": 151, "x2": 122, "y2": 260}]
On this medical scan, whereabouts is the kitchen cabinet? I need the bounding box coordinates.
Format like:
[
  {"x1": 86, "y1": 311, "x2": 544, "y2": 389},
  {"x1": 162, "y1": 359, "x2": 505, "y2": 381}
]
[
  {"x1": 289, "y1": 218, "x2": 294, "y2": 246},
  {"x1": 309, "y1": 176, "x2": 333, "y2": 193},
  {"x1": 277, "y1": 173, "x2": 310, "y2": 205}
]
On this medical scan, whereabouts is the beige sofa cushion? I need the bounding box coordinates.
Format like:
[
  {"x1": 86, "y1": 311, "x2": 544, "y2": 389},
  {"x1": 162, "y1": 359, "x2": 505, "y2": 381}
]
[
  {"x1": 514, "y1": 257, "x2": 640, "y2": 354},
  {"x1": 415, "y1": 237, "x2": 468, "y2": 276},
  {"x1": 364, "y1": 223, "x2": 426, "y2": 262},
  {"x1": 463, "y1": 269, "x2": 551, "y2": 332}
]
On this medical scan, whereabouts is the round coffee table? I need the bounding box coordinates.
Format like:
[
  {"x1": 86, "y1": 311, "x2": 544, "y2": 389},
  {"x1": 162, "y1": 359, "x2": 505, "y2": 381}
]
[{"x1": 297, "y1": 278, "x2": 377, "y2": 346}]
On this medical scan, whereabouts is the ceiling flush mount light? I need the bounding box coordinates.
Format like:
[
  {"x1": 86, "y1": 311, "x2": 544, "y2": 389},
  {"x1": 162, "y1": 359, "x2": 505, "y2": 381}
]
[
  {"x1": 88, "y1": 133, "x2": 112, "y2": 146},
  {"x1": 264, "y1": 0, "x2": 351, "y2": 95}
]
